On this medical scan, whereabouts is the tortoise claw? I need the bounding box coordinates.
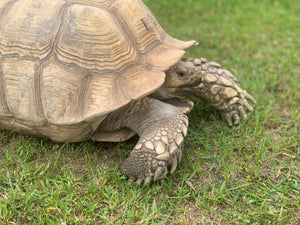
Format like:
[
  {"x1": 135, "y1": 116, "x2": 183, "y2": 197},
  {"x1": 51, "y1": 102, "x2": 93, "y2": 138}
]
[
  {"x1": 223, "y1": 114, "x2": 233, "y2": 126},
  {"x1": 128, "y1": 178, "x2": 135, "y2": 183},
  {"x1": 154, "y1": 165, "x2": 165, "y2": 181},
  {"x1": 127, "y1": 176, "x2": 152, "y2": 186},
  {"x1": 169, "y1": 155, "x2": 178, "y2": 174},
  {"x1": 233, "y1": 113, "x2": 240, "y2": 126},
  {"x1": 238, "y1": 106, "x2": 247, "y2": 120},
  {"x1": 136, "y1": 178, "x2": 144, "y2": 185},
  {"x1": 245, "y1": 91, "x2": 256, "y2": 104},
  {"x1": 143, "y1": 176, "x2": 152, "y2": 186}
]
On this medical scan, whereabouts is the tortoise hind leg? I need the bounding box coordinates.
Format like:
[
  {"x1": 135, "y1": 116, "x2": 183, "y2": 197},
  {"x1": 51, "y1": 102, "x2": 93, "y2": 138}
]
[{"x1": 103, "y1": 97, "x2": 188, "y2": 185}]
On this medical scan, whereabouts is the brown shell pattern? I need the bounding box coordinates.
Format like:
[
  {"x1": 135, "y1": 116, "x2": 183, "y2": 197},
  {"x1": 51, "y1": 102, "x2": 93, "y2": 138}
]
[{"x1": 0, "y1": 0, "x2": 196, "y2": 126}]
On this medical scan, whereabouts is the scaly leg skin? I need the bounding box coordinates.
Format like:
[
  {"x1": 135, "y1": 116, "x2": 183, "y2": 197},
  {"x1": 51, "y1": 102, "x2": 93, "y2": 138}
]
[
  {"x1": 119, "y1": 98, "x2": 188, "y2": 185},
  {"x1": 185, "y1": 58, "x2": 256, "y2": 126}
]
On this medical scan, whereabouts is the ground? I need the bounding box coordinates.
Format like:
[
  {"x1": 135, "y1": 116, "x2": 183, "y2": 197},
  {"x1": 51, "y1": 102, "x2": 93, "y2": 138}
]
[{"x1": 0, "y1": 0, "x2": 299, "y2": 224}]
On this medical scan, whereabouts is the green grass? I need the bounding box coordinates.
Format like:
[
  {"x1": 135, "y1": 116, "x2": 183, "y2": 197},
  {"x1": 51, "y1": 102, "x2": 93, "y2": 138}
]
[{"x1": 1, "y1": 0, "x2": 299, "y2": 224}]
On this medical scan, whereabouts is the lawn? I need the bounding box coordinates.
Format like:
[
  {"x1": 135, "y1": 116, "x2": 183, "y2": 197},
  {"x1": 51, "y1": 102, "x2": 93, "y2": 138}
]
[{"x1": 0, "y1": 0, "x2": 299, "y2": 224}]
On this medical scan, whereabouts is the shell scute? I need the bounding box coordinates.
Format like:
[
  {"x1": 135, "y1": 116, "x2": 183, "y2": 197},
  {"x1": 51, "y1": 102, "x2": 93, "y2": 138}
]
[
  {"x1": 1, "y1": 58, "x2": 45, "y2": 123},
  {"x1": 55, "y1": 4, "x2": 138, "y2": 73},
  {"x1": 42, "y1": 58, "x2": 87, "y2": 124},
  {"x1": 120, "y1": 66, "x2": 165, "y2": 100},
  {"x1": 0, "y1": 0, "x2": 65, "y2": 59},
  {"x1": 112, "y1": 0, "x2": 162, "y2": 54}
]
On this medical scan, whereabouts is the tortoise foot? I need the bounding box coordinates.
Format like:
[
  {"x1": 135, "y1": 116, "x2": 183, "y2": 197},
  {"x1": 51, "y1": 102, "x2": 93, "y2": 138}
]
[
  {"x1": 121, "y1": 113, "x2": 187, "y2": 185},
  {"x1": 188, "y1": 57, "x2": 256, "y2": 126}
]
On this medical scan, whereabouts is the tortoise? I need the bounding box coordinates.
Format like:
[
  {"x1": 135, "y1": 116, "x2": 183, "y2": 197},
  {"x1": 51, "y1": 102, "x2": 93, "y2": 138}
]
[{"x1": 0, "y1": 0, "x2": 256, "y2": 185}]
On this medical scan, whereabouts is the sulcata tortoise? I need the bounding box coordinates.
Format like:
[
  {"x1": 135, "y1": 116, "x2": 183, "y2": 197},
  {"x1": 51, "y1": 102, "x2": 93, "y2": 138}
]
[{"x1": 0, "y1": 0, "x2": 256, "y2": 185}]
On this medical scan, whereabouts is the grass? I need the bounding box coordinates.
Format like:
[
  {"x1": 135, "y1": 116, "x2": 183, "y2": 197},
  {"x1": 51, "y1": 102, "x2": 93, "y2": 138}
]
[{"x1": 0, "y1": 0, "x2": 299, "y2": 224}]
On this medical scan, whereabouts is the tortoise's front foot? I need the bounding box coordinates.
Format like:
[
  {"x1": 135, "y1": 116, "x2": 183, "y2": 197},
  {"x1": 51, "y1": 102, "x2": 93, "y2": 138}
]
[
  {"x1": 188, "y1": 58, "x2": 256, "y2": 126},
  {"x1": 121, "y1": 113, "x2": 187, "y2": 185},
  {"x1": 218, "y1": 89, "x2": 256, "y2": 126}
]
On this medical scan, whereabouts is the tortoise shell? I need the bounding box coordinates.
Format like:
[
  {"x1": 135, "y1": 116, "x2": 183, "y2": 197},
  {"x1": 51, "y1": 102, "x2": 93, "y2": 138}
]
[{"x1": 0, "y1": 0, "x2": 196, "y2": 141}]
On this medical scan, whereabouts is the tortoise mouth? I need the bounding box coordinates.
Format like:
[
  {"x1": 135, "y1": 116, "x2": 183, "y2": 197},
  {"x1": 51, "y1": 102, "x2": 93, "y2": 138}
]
[{"x1": 173, "y1": 81, "x2": 203, "y2": 97}]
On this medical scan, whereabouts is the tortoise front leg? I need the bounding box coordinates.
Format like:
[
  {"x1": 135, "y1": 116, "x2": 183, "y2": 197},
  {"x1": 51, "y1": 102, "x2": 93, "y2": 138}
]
[
  {"x1": 185, "y1": 58, "x2": 256, "y2": 126},
  {"x1": 122, "y1": 98, "x2": 188, "y2": 185},
  {"x1": 102, "y1": 97, "x2": 188, "y2": 185}
]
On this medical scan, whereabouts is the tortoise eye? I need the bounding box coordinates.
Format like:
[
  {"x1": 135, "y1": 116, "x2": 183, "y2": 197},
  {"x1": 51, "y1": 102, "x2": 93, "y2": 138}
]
[{"x1": 177, "y1": 71, "x2": 187, "y2": 77}]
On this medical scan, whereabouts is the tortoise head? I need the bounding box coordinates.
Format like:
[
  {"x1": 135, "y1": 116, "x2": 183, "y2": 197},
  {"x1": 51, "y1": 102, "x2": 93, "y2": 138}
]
[{"x1": 154, "y1": 59, "x2": 204, "y2": 100}]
